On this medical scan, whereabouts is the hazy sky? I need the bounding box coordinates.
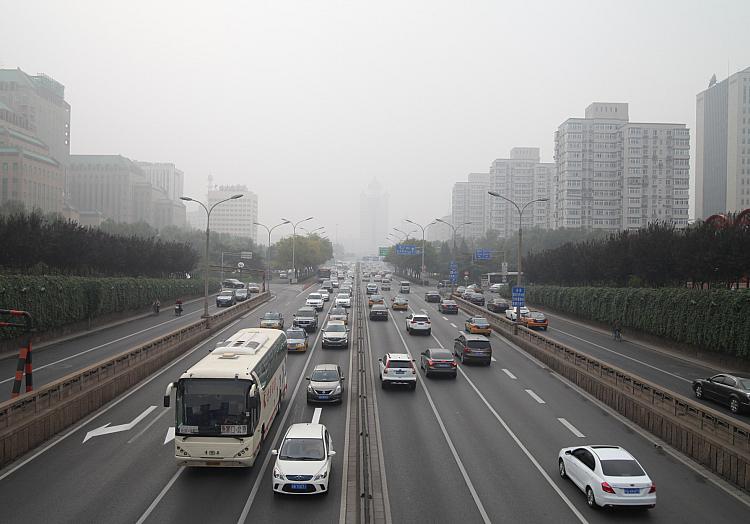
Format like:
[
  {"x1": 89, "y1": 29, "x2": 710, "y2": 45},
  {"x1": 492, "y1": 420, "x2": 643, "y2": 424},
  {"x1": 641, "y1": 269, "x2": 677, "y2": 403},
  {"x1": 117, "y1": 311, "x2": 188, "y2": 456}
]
[{"x1": 3, "y1": 0, "x2": 750, "y2": 245}]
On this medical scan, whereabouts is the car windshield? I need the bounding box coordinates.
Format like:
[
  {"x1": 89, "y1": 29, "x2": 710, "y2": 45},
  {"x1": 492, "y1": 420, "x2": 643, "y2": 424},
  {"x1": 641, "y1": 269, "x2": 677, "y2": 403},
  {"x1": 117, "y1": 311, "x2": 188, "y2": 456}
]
[
  {"x1": 325, "y1": 324, "x2": 346, "y2": 332},
  {"x1": 279, "y1": 437, "x2": 325, "y2": 461},
  {"x1": 331, "y1": 308, "x2": 345, "y2": 315},
  {"x1": 737, "y1": 378, "x2": 750, "y2": 390},
  {"x1": 413, "y1": 316, "x2": 429, "y2": 322},
  {"x1": 219, "y1": 291, "x2": 233, "y2": 297},
  {"x1": 311, "y1": 369, "x2": 339, "y2": 382},
  {"x1": 387, "y1": 360, "x2": 412, "y2": 368},
  {"x1": 600, "y1": 459, "x2": 646, "y2": 477},
  {"x1": 373, "y1": 305, "x2": 386, "y2": 310},
  {"x1": 443, "y1": 301, "x2": 456, "y2": 305},
  {"x1": 177, "y1": 378, "x2": 252, "y2": 437},
  {"x1": 337, "y1": 294, "x2": 348, "y2": 298},
  {"x1": 472, "y1": 318, "x2": 489, "y2": 325},
  {"x1": 429, "y1": 350, "x2": 453, "y2": 360},
  {"x1": 317, "y1": 289, "x2": 328, "y2": 294},
  {"x1": 262, "y1": 312, "x2": 281, "y2": 320},
  {"x1": 467, "y1": 339, "x2": 490, "y2": 349},
  {"x1": 371, "y1": 295, "x2": 383, "y2": 300},
  {"x1": 530, "y1": 312, "x2": 545, "y2": 320},
  {"x1": 308, "y1": 294, "x2": 321, "y2": 300},
  {"x1": 297, "y1": 308, "x2": 315, "y2": 317},
  {"x1": 286, "y1": 329, "x2": 305, "y2": 339}
]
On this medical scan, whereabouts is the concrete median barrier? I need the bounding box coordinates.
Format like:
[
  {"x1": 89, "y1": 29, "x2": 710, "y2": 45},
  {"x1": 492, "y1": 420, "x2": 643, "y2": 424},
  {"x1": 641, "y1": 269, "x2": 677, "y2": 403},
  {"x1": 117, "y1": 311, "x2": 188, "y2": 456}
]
[
  {"x1": 0, "y1": 292, "x2": 270, "y2": 468},
  {"x1": 451, "y1": 294, "x2": 750, "y2": 492}
]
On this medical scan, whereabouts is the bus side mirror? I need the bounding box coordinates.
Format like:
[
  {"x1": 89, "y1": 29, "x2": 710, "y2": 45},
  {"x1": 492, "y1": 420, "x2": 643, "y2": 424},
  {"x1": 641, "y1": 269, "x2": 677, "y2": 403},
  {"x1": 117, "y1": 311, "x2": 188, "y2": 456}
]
[
  {"x1": 163, "y1": 395, "x2": 170, "y2": 408},
  {"x1": 163, "y1": 382, "x2": 173, "y2": 407}
]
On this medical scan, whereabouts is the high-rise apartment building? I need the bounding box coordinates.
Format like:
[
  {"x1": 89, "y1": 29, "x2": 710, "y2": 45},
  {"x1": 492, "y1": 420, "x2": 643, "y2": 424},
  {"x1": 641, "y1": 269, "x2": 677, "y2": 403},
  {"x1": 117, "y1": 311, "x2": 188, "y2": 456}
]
[
  {"x1": 488, "y1": 148, "x2": 554, "y2": 237},
  {"x1": 207, "y1": 185, "x2": 258, "y2": 242},
  {"x1": 554, "y1": 103, "x2": 689, "y2": 231},
  {"x1": 359, "y1": 179, "x2": 389, "y2": 255},
  {"x1": 451, "y1": 173, "x2": 489, "y2": 241},
  {"x1": 695, "y1": 67, "x2": 750, "y2": 217}
]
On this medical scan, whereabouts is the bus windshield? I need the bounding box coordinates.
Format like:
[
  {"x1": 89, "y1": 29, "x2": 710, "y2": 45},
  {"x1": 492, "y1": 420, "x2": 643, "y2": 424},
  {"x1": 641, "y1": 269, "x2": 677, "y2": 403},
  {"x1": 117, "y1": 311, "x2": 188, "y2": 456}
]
[{"x1": 177, "y1": 378, "x2": 254, "y2": 437}]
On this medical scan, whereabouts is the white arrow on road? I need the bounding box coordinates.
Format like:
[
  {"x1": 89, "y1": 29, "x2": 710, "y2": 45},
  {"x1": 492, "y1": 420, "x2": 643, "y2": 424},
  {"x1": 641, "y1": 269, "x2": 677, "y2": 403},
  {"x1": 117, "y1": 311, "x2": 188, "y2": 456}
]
[
  {"x1": 164, "y1": 427, "x2": 175, "y2": 444},
  {"x1": 83, "y1": 406, "x2": 157, "y2": 443}
]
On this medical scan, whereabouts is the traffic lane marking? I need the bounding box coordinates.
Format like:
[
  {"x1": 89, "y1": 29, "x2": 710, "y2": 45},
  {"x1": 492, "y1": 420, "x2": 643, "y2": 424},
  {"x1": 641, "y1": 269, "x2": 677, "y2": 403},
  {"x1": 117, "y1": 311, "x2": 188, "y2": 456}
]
[
  {"x1": 502, "y1": 369, "x2": 517, "y2": 379},
  {"x1": 427, "y1": 332, "x2": 588, "y2": 524},
  {"x1": 557, "y1": 418, "x2": 585, "y2": 438},
  {"x1": 525, "y1": 389, "x2": 546, "y2": 404},
  {"x1": 127, "y1": 407, "x2": 171, "y2": 444},
  {"x1": 312, "y1": 407, "x2": 322, "y2": 424}
]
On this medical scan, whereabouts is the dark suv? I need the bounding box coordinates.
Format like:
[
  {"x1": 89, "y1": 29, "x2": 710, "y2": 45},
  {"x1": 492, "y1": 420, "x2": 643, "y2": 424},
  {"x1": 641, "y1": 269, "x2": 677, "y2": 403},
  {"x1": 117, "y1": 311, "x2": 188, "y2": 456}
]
[
  {"x1": 467, "y1": 292, "x2": 485, "y2": 306},
  {"x1": 453, "y1": 333, "x2": 492, "y2": 365},
  {"x1": 293, "y1": 306, "x2": 319, "y2": 333}
]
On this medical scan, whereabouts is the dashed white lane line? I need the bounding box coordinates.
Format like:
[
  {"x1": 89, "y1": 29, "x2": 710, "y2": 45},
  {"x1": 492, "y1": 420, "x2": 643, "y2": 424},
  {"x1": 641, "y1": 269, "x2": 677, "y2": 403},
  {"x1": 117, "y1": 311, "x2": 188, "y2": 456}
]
[
  {"x1": 525, "y1": 389, "x2": 546, "y2": 404},
  {"x1": 163, "y1": 427, "x2": 175, "y2": 445},
  {"x1": 558, "y1": 418, "x2": 586, "y2": 438},
  {"x1": 311, "y1": 407, "x2": 322, "y2": 424},
  {"x1": 450, "y1": 323, "x2": 457, "y2": 328},
  {"x1": 502, "y1": 368, "x2": 517, "y2": 379},
  {"x1": 490, "y1": 356, "x2": 497, "y2": 362},
  {"x1": 442, "y1": 316, "x2": 448, "y2": 321}
]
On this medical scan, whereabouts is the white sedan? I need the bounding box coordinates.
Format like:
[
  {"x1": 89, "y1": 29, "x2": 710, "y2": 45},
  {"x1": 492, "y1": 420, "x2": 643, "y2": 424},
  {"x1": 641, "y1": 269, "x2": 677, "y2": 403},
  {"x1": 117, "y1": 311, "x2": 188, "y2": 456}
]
[
  {"x1": 335, "y1": 293, "x2": 351, "y2": 308},
  {"x1": 272, "y1": 423, "x2": 335, "y2": 495},
  {"x1": 558, "y1": 445, "x2": 656, "y2": 509},
  {"x1": 317, "y1": 289, "x2": 330, "y2": 301},
  {"x1": 505, "y1": 306, "x2": 529, "y2": 321}
]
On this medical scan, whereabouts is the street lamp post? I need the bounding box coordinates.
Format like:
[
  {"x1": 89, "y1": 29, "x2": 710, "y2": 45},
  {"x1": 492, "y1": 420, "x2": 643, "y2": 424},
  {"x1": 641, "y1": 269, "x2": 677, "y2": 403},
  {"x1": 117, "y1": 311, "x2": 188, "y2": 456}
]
[
  {"x1": 180, "y1": 193, "x2": 243, "y2": 319},
  {"x1": 281, "y1": 216, "x2": 313, "y2": 283},
  {"x1": 487, "y1": 192, "x2": 549, "y2": 328},
  {"x1": 435, "y1": 218, "x2": 471, "y2": 291},
  {"x1": 405, "y1": 219, "x2": 435, "y2": 285},
  {"x1": 254, "y1": 220, "x2": 290, "y2": 292}
]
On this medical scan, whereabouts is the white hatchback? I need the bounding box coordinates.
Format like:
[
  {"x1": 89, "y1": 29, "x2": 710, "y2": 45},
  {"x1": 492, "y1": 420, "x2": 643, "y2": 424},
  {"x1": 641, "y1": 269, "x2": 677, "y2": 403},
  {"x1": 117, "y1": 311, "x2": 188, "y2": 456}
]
[
  {"x1": 306, "y1": 293, "x2": 324, "y2": 311},
  {"x1": 317, "y1": 289, "x2": 330, "y2": 301},
  {"x1": 335, "y1": 293, "x2": 351, "y2": 308},
  {"x1": 558, "y1": 445, "x2": 656, "y2": 509},
  {"x1": 272, "y1": 423, "x2": 335, "y2": 495},
  {"x1": 505, "y1": 306, "x2": 530, "y2": 321}
]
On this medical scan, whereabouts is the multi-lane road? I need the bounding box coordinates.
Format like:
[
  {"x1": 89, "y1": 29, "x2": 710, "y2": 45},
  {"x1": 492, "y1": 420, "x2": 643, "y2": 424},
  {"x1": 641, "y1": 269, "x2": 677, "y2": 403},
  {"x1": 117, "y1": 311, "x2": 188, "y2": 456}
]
[{"x1": 0, "y1": 274, "x2": 748, "y2": 523}]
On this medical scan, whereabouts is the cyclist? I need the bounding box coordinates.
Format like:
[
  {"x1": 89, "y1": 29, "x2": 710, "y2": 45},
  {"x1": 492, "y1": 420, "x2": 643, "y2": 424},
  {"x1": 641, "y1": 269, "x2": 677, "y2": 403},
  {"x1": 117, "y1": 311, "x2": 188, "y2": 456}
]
[{"x1": 612, "y1": 319, "x2": 622, "y2": 341}]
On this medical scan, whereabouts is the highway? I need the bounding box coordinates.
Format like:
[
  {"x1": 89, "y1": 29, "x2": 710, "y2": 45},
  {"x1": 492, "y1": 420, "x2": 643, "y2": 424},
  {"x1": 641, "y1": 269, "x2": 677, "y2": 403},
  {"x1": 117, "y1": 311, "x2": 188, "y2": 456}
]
[{"x1": 0, "y1": 272, "x2": 748, "y2": 523}]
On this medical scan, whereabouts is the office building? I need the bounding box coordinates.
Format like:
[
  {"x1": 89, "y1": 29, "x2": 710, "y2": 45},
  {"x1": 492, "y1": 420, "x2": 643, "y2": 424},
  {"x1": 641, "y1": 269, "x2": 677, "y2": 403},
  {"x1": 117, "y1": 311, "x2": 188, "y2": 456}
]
[
  {"x1": 695, "y1": 67, "x2": 750, "y2": 217},
  {"x1": 137, "y1": 161, "x2": 186, "y2": 227},
  {"x1": 207, "y1": 185, "x2": 258, "y2": 242},
  {"x1": 488, "y1": 148, "x2": 554, "y2": 237},
  {"x1": 359, "y1": 179, "x2": 389, "y2": 254},
  {"x1": 554, "y1": 102, "x2": 689, "y2": 231}
]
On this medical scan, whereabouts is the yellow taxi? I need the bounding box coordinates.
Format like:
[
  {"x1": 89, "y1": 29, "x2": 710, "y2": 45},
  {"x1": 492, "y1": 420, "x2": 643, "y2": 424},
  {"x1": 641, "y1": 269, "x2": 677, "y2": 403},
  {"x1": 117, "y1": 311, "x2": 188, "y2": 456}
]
[
  {"x1": 464, "y1": 316, "x2": 492, "y2": 335},
  {"x1": 521, "y1": 311, "x2": 548, "y2": 330},
  {"x1": 368, "y1": 294, "x2": 385, "y2": 308},
  {"x1": 392, "y1": 296, "x2": 409, "y2": 311},
  {"x1": 285, "y1": 327, "x2": 309, "y2": 352}
]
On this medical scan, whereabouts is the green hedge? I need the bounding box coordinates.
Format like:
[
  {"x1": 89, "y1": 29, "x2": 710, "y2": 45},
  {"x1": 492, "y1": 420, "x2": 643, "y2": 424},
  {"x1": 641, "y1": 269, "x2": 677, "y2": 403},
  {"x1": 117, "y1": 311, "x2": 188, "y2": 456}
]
[
  {"x1": 527, "y1": 286, "x2": 750, "y2": 360},
  {"x1": 0, "y1": 275, "x2": 208, "y2": 338}
]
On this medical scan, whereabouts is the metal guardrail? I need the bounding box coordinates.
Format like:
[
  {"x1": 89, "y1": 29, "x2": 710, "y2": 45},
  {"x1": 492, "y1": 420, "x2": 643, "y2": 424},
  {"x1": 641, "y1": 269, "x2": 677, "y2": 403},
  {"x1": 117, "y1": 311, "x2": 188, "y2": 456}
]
[
  {"x1": 451, "y1": 293, "x2": 750, "y2": 491},
  {"x1": 0, "y1": 292, "x2": 271, "y2": 468}
]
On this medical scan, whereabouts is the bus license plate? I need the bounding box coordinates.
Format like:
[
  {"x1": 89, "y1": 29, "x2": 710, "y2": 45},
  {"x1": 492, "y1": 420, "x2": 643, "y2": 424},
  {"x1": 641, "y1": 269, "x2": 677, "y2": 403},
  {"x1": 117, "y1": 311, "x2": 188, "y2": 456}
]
[{"x1": 291, "y1": 483, "x2": 307, "y2": 490}]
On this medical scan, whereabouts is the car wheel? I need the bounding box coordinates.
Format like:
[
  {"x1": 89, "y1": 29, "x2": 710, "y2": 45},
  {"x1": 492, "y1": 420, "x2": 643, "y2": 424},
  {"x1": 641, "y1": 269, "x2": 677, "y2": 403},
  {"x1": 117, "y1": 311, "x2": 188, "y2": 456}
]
[
  {"x1": 730, "y1": 398, "x2": 740, "y2": 413},
  {"x1": 694, "y1": 385, "x2": 703, "y2": 399},
  {"x1": 586, "y1": 487, "x2": 598, "y2": 509},
  {"x1": 558, "y1": 459, "x2": 567, "y2": 479},
  {"x1": 380, "y1": 377, "x2": 386, "y2": 389},
  {"x1": 273, "y1": 489, "x2": 282, "y2": 498},
  {"x1": 409, "y1": 382, "x2": 417, "y2": 391},
  {"x1": 451, "y1": 373, "x2": 457, "y2": 379},
  {"x1": 425, "y1": 370, "x2": 430, "y2": 378},
  {"x1": 426, "y1": 330, "x2": 431, "y2": 336}
]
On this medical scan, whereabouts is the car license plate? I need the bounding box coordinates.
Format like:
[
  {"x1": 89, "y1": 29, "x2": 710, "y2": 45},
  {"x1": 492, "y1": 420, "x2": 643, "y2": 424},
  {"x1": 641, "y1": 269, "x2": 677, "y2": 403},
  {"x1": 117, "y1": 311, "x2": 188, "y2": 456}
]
[
  {"x1": 624, "y1": 488, "x2": 640, "y2": 494},
  {"x1": 396, "y1": 370, "x2": 404, "y2": 374},
  {"x1": 318, "y1": 395, "x2": 329, "y2": 400},
  {"x1": 291, "y1": 483, "x2": 307, "y2": 490}
]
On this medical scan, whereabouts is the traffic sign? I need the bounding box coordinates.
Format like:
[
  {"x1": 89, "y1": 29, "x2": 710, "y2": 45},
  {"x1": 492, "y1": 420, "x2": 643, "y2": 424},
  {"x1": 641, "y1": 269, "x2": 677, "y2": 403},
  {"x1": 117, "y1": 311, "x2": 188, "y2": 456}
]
[
  {"x1": 237, "y1": 262, "x2": 245, "y2": 269},
  {"x1": 240, "y1": 251, "x2": 253, "y2": 259},
  {"x1": 379, "y1": 247, "x2": 389, "y2": 257},
  {"x1": 512, "y1": 286, "x2": 525, "y2": 308},
  {"x1": 474, "y1": 248, "x2": 491, "y2": 260},
  {"x1": 396, "y1": 244, "x2": 418, "y2": 255}
]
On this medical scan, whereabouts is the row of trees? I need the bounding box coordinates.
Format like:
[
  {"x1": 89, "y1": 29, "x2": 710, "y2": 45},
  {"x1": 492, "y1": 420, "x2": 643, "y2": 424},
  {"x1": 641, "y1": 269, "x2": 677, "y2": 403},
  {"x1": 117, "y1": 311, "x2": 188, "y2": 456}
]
[
  {"x1": 272, "y1": 234, "x2": 333, "y2": 271},
  {"x1": 0, "y1": 212, "x2": 198, "y2": 277},
  {"x1": 524, "y1": 222, "x2": 750, "y2": 288}
]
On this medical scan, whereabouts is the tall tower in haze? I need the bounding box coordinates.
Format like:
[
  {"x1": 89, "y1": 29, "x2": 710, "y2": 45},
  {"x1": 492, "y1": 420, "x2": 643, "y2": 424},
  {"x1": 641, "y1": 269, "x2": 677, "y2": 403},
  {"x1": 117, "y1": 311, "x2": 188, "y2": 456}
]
[{"x1": 359, "y1": 179, "x2": 388, "y2": 255}]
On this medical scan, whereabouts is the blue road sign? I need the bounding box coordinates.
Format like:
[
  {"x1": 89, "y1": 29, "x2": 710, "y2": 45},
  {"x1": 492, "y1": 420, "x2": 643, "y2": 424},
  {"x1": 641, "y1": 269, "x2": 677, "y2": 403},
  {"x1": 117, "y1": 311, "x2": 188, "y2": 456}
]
[
  {"x1": 396, "y1": 244, "x2": 418, "y2": 255},
  {"x1": 449, "y1": 261, "x2": 458, "y2": 271},
  {"x1": 511, "y1": 286, "x2": 525, "y2": 308},
  {"x1": 474, "y1": 249, "x2": 491, "y2": 260}
]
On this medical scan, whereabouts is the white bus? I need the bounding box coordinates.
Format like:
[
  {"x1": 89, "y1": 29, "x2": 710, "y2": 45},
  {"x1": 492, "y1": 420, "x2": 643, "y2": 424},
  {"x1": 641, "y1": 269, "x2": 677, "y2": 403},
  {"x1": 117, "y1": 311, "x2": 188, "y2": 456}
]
[{"x1": 163, "y1": 328, "x2": 287, "y2": 467}]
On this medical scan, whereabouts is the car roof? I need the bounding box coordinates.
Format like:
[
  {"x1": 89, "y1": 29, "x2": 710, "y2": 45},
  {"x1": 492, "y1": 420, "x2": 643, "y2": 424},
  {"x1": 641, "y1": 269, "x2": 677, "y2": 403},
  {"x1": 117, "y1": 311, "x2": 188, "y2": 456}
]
[
  {"x1": 285, "y1": 423, "x2": 325, "y2": 439},
  {"x1": 326, "y1": 320, "x2": 345, "y2": 326},
  {"x1": 386, "y1": 353, "x2": 411, "y2": 361},
  {"x1": 372, "y1": 304, "x2": 387, "y2": 309},
  {"x1": 587, "y1": 445, "x2": 633, "y2": 461},
  {"x1": 313, "y1": 363, "x2": 339, "y2": 372},
  {"x1": 462, "y1": 333, "x2": 489, "y2": 340}
]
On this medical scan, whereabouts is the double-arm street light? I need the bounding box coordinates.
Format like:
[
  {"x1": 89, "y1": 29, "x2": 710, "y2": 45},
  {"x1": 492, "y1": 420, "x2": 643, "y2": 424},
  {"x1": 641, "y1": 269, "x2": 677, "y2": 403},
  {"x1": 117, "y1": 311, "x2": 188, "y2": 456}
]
[
  {"x1": 487, "y1": 191, "x2": 549, "y2": 324},
  {"x1": 435, "y1": 218, "x2": 471, "y2": 290},
  {"x1": 301, "y1": 226, "x2": 325, "y2": 236},
  {"x1": 180, "y1": 193, "x2": 243, "y2": 319},
  {"x1": 254, "y1": 220, "x2": 290, "y2": 292},
  {"x1": 281, "y1": 216, "x2": 313, "y2": 282},
  {"x1": 392, "y1": 227, "x2": 417, "y2": 240},
  {"x1": 405, "y1": 219, "x2": 435, "y2": 285}
]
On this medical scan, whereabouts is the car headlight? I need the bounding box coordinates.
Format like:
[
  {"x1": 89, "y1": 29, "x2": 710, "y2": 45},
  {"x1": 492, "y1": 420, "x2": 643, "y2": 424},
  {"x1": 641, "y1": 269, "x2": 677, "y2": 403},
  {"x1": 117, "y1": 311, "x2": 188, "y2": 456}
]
[
  {"x1": 273, "y1": 466, "x2": 284, "y2": 480},
  {"x1": 313, "y1": 467, "x2": 328, "y2": 480},
  {"x1": 334, "y1": 385, "x2": 342, "y2": 394},
  {"x1": 307, "y1": 384, "x2": 313, "y2": 392}
]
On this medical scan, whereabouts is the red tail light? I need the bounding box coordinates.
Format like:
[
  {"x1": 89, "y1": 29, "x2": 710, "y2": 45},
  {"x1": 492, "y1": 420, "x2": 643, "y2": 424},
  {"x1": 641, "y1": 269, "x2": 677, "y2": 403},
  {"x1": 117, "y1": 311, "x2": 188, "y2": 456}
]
[
  {"x1": 648, "y1": 483, "x2": 656, "y2": 493},
  {"x1": 427, "y1": 359, "x2": 434, "y2": 366},
  {"x1": 451, "y1": 361, "x2": 457, "y2": 367},
  {"x1": 463, "y1": 346, "x2": 470, "y2": 353},
  {"x1": 601, "y1": 482, "x2": 615, "y2": 494}
]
